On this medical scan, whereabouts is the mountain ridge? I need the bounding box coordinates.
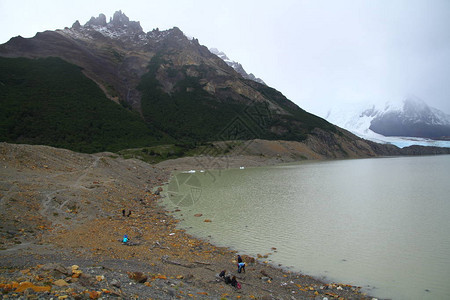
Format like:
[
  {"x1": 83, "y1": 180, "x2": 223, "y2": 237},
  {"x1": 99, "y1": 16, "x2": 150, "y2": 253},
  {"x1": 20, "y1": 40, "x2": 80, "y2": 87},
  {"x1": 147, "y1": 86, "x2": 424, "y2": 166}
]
[{"x1": 1, "y1": 11, "x2": 449, "y2": 157}]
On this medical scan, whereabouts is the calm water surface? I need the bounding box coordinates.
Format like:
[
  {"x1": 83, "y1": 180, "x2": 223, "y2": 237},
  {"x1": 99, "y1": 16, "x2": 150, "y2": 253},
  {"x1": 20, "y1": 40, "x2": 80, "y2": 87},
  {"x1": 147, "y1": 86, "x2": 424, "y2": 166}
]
[{"x1": 163, "y1": 155, "x2": 450, "y2": 300}]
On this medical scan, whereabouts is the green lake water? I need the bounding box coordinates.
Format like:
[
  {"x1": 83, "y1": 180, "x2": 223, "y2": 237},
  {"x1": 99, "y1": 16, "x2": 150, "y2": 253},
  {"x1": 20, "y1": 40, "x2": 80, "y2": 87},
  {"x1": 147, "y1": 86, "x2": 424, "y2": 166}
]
[{"x1": 163, "y1": 155, "x2": 450, "y2": 300}]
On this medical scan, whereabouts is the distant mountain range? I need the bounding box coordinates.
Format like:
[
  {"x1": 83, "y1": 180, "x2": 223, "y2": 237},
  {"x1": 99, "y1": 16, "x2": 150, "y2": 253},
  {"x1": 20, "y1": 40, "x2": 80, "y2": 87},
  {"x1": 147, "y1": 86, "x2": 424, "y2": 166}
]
[{"x1": 324, "y1": 97, "x2": 450, "y2": 148}]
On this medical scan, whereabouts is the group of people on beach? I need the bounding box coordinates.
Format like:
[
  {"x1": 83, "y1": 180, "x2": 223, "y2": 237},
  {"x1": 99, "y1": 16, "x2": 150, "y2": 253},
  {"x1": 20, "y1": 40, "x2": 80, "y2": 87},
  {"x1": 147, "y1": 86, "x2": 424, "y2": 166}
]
[
  {"x1": 219, "y1": 270, "x2": 241, "y2": 289},
  {"x1": 218, "y1": 255, "x2": 246, "y2": 289},
  {"x1": 122, "y1": 227, "x2": 246, "y2": 289}
]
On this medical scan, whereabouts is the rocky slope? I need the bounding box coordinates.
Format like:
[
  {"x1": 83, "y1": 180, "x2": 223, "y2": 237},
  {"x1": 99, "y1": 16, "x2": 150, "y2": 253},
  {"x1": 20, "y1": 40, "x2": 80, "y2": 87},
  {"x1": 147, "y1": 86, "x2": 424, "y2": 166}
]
[{"x1": 1, "y1": 11, "x2": 174, "y2": 110}]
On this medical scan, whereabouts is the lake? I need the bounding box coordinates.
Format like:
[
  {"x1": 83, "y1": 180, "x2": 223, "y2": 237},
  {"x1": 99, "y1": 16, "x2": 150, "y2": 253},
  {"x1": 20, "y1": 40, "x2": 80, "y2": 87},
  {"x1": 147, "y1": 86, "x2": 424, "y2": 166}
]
[{"x1": 163, "y1": 155, "x2": 450, "y2": 300}]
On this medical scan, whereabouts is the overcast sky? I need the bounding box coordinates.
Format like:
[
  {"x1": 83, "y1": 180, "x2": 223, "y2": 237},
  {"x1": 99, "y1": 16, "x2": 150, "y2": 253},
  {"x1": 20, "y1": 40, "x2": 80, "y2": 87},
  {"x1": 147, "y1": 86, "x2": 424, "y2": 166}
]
[{"x1": 1, "y1": 0, "x2": 449, "y2": 115}]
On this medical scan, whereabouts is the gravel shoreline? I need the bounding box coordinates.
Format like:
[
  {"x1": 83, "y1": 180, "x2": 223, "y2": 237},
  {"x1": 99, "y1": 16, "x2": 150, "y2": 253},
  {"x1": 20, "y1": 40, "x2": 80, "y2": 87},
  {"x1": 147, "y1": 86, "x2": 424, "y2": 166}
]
[{"x1": 0, "y1": 143, "x2": 375, "y2": 299}]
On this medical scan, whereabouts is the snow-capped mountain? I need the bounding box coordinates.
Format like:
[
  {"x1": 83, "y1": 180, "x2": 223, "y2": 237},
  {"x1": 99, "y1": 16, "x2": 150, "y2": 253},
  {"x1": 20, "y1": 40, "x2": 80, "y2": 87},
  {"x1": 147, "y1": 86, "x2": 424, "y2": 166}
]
[
  {"x1": 64, "y1": 10, "x2": 191, "y2": 47},
  {"x1": 369, "y1": 97, "x2": 450, "y2": 138},
  {"x1": 209, "y1": 48, "x2": 266, "y2": 85},
  {"x1": 323, "y1": 97, "x2": 450, "y2": 148}
]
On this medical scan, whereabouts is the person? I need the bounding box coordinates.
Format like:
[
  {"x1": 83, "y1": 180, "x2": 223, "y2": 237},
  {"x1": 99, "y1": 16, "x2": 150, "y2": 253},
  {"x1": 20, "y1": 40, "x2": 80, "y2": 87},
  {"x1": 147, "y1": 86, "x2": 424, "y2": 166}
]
[
  {"x1": 122, "y1": 234, "x2": 129, "y2": 244},
  {"x1": 237, "y1": 255, "x2": 242, "y2": 263},
  {"x1": 224, "y1": 275, "x2": 232, "y2": 284},
  {"x1": 122, "y1": 209, "x2": 126, "y2": 217},
  {"x1": 238, "y1": 262, "x2": 246, "y2": 273},
  {"x1": 230, "y1": 276, "x2": 238, "y2": 288},
  {"x1": 219, "y1": 270, "x2": 232, "y2": 284}
]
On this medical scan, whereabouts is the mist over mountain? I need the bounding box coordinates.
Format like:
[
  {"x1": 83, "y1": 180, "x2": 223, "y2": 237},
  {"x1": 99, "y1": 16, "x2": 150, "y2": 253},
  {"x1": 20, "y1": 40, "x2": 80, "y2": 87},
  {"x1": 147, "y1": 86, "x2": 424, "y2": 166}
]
[
  {"x1": 370, "y1": 97, "x2": 450, "y2": 139},
  {"x1": 324, "y1": 97, "x2": 450, "y2": 148}
]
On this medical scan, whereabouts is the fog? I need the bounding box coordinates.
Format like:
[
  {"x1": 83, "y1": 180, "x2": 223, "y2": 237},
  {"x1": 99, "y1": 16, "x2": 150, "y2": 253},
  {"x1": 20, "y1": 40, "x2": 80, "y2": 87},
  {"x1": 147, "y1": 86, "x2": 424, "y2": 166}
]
[{"x1": 1, "y1": 0, "x2": 449, "y2": 114}]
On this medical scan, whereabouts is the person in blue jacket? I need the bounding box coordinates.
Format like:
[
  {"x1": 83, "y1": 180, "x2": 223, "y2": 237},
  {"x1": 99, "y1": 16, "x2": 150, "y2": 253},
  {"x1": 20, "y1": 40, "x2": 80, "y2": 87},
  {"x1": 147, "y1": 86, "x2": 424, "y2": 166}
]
[
  {"x1": 238, "y1": 262, "x2": 246, "y2": 273},
  {"x1": 122, "y1": 235, "x2": 129, "y2": 244}
]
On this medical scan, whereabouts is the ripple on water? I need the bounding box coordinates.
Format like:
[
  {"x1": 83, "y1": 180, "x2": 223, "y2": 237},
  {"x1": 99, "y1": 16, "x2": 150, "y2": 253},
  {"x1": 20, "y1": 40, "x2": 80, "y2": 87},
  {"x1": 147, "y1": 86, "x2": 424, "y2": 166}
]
[{"x1": 166, "y1": 156, "x2": 450, "y2": 300}]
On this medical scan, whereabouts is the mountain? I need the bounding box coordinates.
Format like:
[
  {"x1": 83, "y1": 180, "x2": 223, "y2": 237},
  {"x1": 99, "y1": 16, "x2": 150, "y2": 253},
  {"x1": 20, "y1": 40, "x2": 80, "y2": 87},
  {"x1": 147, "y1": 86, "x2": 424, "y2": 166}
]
[
  {"x1": 323, "y1": 97, "x2": 450, "y2": 148},
  {"x1": 370, "y1": 97, "x2": 450, "y2": 139},
  {"x1": 0, "y1": 11, "x2": 342, "y2": 152},
  {"x1": 2, "y1": 11, "x2": 449, "y2": 157},
  {"x1": 209, "y1": 48, "x2": 266, "y2": 85}
]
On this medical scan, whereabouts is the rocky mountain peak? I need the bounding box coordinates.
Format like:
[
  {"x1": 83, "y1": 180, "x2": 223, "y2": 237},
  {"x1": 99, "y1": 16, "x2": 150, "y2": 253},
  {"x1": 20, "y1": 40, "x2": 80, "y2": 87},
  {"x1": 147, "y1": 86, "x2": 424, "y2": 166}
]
[
  {"x1": 111, "y1": 11, "x2": 142, "y2": 33},
  {"x1": 109, "y1": 10, "x2": 142, "y2": 32},
  {"x1": 85, "y1": 13, "x2": 107, "y2": 27},
  {"x1": 73, "y1": 11, "x2": 143, "y2": 36},
  {"x1": 64, "y1": 11, "x2": 200, "y2": 47},
  {"x1": 71, "y1": 20, "x2": 81, "y2": 30},
  {"x1": 111, "y1": 10, "x2": 129, "y2": 26},
  {"x1": 168, "y1": 26, "x2": 184, "y2": 38}
]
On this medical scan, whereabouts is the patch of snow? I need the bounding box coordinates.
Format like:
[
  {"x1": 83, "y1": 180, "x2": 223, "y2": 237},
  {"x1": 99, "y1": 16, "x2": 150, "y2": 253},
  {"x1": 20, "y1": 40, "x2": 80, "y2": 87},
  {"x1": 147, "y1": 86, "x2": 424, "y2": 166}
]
[{"x1": 209, "y1": 47, "x2": 265, "y2": 85}]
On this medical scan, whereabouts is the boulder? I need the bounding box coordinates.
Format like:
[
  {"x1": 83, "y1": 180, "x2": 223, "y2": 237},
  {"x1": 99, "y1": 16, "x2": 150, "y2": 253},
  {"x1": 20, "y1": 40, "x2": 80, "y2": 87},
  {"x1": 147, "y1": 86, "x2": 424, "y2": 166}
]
[
  {"x1": 53, "y1": 279, "x2": 69, "y2": 287},
  {"x1": 71, "y1": 265, "x2": 79, "y2": 271},
  {"x1": 110, "y1": 279, "x2": 121, "y2": 288},
  {"x1": 242, "y1": 255, "x2": 256, "y2": 264},
  {"x1": 40, "y1": 263, "x2": 70, "y2": 277},
  {"x1": 71, "y1": 269, "x2": 83, "y2": 278},
  {"x1": 128, "y1": 272, "x2": 148, "y2": 283},
  {"x1": 78, "y1": 273, "x2": 95, "y2": 287},
  {"x1": 41, "y1": 263, "x2": 69, "y2": 273}
]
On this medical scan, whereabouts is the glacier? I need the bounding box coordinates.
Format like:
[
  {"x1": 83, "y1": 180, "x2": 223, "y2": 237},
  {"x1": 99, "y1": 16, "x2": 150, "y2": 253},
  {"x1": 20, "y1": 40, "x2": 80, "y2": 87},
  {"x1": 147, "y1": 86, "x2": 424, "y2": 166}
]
[{"x1": 318, "y1": 99, "x2": 450, "y2": 148}]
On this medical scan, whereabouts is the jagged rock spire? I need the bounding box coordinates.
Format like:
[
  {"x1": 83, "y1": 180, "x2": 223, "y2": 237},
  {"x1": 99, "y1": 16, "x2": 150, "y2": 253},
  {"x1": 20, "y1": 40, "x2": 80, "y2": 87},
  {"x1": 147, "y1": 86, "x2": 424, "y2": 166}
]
[
  {"x1": 79, "y1": 11, "x2": 143, "y2": 34},
  {"x1": 71, "y1": 20, "x2": 81, "y2": 30},
  {"x1": 110, "y1": 10, "x2": 129, "y2": 27},
  {"x1": 85, "y1": 13, "x2": 107, "y2": 27}
]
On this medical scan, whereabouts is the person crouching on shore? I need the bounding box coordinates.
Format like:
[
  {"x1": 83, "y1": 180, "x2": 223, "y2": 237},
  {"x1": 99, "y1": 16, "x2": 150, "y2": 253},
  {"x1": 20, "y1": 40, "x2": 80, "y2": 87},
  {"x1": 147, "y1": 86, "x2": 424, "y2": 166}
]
[{"x1": 238, "y1": 262, "x2": 246, "y2": 273}]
